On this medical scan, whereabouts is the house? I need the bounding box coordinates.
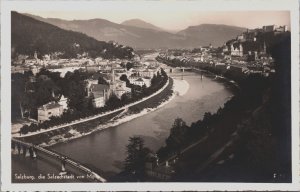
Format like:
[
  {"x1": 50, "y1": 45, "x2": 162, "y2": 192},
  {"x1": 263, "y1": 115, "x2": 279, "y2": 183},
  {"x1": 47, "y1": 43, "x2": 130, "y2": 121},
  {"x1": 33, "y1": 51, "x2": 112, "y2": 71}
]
[
  {"x1": 97, "y1": 73, "x2": 113, "y2": 84},
  {"x1": 275, "y1": 25, "x2": 288, "y2": 32},
  {"x1": 58, "y1": 95, "x2": 68, "y2": 111},
  {"x1": 114, "y1": 67, "x2": 127, "y2": 74},
  {"x1": 83, "y1": 59, "x2": 95, "y2": 65},
  {"x1": 128, "y1": 74, "x2": 138, "y2": 83},
  {"x1": 13, "y1": 54, "x2": 28, "y2": 65},
  {"x1": 85, "y1": 65, "x2": 99, "y2": 73},
  {"x1": 143, "y1": 77, "x2": 151, "y2": 87},
  {"x1": 30, "y1": 65, "x2": 40, "y2": 75},
  {"x1": 132, "y1": 78, "x2": 145, "y2": 87},
  {"x1": 263, "y1": 25, "x2": 277, "y2": 32},
  {"x1": 222, "y1": 43, "x2": 229, "y2": 53},
  {"x1": 237, "y1": 34, "x2": 245, "y2": 41},
  {"x1": 146, "y1": 160, "x2": 174, "y2": 181},
  {"x1": 86, "y1": 74, "x2": 102, "y2": 86},
  {"x1": 139, "y1": 68, "x2": 157, "y2": 78},
  {"x1": 95, "y1": 57, "x2": 104, "y2": 64},
  {"x1": 114, "y1": 80, "x2": 131, "y2": 99},
  {"x1": 37, "y1": 102, "x2": 63, "y2": 123},
  {"x1": 11, "y1": 66, "x2": 25, "y2": 74},
  {"x1": 43, "y1": 54, "x2": 51, "y2": 61},
  {"x1": 230, "y1": 43, "x2": 243, "y2": 57},
  {"x1": 88, "y1": 69, "x2": 131, "y2": 101},
  {"x1": 228, "y1": 65, "x2": 249, "y2": 75},
  {"x1": 114, "y1": 87, "x2": 127, "y2": 99},
  {"x1": 200, "y1": 44, "x2": 213, "y2": 52},
  {"x1": 247, "y1": 51, "x2": 258, "y2": 61},
  {"x1": 115, "y1": 80, "x2": 126, "y2": 89},
  {"x1": 88, "y1": 84, "x2": 110, "y2": 108},
  {"x1": 92, "y1": 96, "x2": 105, "y2": 108},
  {"x1": 215, "y1": 63, "x2": 227, "y2": 73},
  {"x1": 243, "y1": 30, "x2": 257, "y2": 41}
]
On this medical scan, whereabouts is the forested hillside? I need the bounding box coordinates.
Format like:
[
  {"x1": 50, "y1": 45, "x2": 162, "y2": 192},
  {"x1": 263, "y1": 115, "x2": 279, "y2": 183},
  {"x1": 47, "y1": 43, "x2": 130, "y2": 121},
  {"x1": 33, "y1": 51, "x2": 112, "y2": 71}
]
[{"x1": 11, "y1": 11, "x2": 134, "y2": 59}]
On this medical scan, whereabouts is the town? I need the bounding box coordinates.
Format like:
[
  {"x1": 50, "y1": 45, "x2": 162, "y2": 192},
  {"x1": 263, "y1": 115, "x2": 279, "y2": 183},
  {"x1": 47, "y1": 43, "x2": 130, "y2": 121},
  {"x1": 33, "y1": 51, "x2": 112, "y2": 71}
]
[
  {"x1": 158, "y1": 24, "x2": 289, "y2": 79},
  {"x1": 11, "y1": 10, "x2": 291, "y2": 184},
  {"x1": 12, "y1": 24, "x2": 288, "y2": 130},
  {"x1": 12, "y1": 45, "x2": 168, "y2": 135}
]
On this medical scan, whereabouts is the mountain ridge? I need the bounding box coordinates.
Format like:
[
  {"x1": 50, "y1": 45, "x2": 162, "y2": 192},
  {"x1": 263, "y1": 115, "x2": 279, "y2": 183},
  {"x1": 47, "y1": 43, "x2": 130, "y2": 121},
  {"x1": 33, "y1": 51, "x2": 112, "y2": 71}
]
[
  {"x1": 23, "y1": 13, "x2": 247, "y2": 48},
  {"x1": 121, "y1": 18, "x2": 163, "y2": 31}
]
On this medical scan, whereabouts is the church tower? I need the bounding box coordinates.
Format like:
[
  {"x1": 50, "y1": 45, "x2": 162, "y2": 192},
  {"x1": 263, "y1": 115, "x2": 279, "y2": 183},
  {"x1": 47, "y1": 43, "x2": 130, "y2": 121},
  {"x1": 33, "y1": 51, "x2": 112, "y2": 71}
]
[
  {"x1": 263, "y1": 41, "x2": 267, "y2": 54},
  {"x1": 239, "y1": 43, "x2": 243, "y2": 56},
  {"x1": 109, "y1": 64, "x2": 116, "y2": 95},
  {"x1": 34, "y1": 51, "x2": 38, "y2": 60}
]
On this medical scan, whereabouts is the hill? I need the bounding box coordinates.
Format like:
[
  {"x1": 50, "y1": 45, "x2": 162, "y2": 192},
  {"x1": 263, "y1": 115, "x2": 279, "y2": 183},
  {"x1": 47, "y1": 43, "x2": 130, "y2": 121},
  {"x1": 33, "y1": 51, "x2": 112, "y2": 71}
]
[
  {"x1": 121, "y1": 19, "x2": 163, "y2": 31},
  {"x1": 12, "y1": 12, "x2": 134, "y2": 59},
  {"x1": 25, "y1": 14, "x2": 246, "y2": 49},
  {"x1": 25, "y1": 14, "x2": 183, "y2": 49},
  {"x1": 177, "y1": 24, "x2": 246, "y2": 47}
]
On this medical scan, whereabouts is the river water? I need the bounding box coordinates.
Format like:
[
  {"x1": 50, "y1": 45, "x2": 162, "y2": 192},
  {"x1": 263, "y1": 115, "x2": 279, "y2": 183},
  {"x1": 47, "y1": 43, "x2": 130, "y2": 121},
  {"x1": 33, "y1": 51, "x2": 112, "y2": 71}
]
[
  {"x1": 12, "y1": 71, "x2": 234, "y2": 181},
  {"x1": 52, "y1": 72, "x2": 233, "y2": 175}
]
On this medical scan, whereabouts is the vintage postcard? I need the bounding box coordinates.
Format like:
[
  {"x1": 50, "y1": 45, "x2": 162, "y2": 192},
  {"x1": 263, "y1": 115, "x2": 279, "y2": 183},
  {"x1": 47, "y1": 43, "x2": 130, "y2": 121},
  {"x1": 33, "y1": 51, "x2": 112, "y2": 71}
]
[{"x1": 1, "y1": 0, "x2": 299, "y2": 191}]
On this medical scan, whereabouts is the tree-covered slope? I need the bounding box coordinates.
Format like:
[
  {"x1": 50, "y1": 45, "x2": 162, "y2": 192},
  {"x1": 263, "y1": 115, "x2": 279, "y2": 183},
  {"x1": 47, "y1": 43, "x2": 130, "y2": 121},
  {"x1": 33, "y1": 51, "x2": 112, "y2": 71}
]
[{"x1": 11, "y1": 11, "x2": 134, "y2": 59}]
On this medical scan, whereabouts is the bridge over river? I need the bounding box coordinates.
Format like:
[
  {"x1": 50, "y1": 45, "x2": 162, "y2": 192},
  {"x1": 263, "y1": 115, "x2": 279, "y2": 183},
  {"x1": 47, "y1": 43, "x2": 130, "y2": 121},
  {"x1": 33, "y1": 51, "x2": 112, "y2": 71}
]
[
  {"x1": 162, "y1": 66, "x2": 193, "y2": 73},
  {"x1": 163, "y1": 66, "x2": 204, "y2": 80},
  {"x1": 11, "y1": 138, "x2": 107, "y2": 182}
]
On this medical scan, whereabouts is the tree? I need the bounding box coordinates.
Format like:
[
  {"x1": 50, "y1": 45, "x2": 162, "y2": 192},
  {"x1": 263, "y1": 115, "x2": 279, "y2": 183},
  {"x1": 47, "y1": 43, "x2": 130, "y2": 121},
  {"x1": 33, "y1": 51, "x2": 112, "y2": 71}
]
[
  {"x1": 35, "y1": 78, "x2": 59, "y2": 106},
  {"x1": 67, "y1": 81, "x2": 86, "y2": 111},
  {"x1": 126, "y1": 62, "x2": 134, "y2": 70},
  {"x1": 141, "y1": 84, "x2": 147, "y2": 94},
  {"x1": 151, "y1": 74, "x2": 157, "y2": 86},
  {"x1": 98, "y1": 76, "x2": 108, "y2": 85},
  {"x1": 85, "y1": 96, "x2": 95, "y2": 112},
  {"x1": 120, "y1": 62, "x2": 126, "y2": 68},
  {"x1": 157, "y1": 70, "x2": 161, "y2": 78},
  {"x1": 203, "y1": 112, "x2": 212, "y2": 123},
  {"x1": 38, "y1": 68, "x2": 62, "y2": 85},
  {"x1": 165, "y1": 118, "x2": 188, "y2": 150},
  {"x1": 105, "y1": 93, "x2": 121, "y2": 109},
  {"x1": 20, "y1": 124, "x2": 29, "y2": 134},
  {"x1": 124, "y1": 136, "x2": 151, "y2": 181},
  {"x1": 121, "y1": 93, "x2": 129, "y2": 103},
  {"x1": 12, "y1": 12, "x2": 134, "y2": 59},
  {"x1": 11, "y1": 73, "x2": 26, "y2": 118},
  {"x1": 161, "y1": 68, "x2": 167, "y2": 77},
  {"x1": 120, "y1": 74, "x2": 130, "y2": 86}
]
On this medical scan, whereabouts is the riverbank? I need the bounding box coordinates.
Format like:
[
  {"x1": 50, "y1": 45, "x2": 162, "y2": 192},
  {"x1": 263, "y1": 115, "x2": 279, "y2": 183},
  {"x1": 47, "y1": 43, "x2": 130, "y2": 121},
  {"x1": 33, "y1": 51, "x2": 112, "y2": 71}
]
[
  {"x1": 14, "y1": 75, "x2": 170, "y2": 138},
  {"x1": 13, "y1": 69, "x2": 236, "y2": 182},
  {"x1": 153, "y1": 59, "x2": 289, "y2": 182},
  {"x1": 192, "y1": 68, "x2": 240, "y2": 93},
  {"x1": 100, "y1": 78, "x2": 189, "y2": 132},
  {"x1": 173, "y1": 79, "x2": 189, "y2": 96},
  {"x1": 20, "y1": 77, "x2": 189, "y2": 147}
]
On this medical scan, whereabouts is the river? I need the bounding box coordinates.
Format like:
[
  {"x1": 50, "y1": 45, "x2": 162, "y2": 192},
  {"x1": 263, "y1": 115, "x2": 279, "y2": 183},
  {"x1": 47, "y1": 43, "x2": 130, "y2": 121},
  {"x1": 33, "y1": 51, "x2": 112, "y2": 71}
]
[{"x1": 12, "y1": 70, "x2": 234, "y2": 181}]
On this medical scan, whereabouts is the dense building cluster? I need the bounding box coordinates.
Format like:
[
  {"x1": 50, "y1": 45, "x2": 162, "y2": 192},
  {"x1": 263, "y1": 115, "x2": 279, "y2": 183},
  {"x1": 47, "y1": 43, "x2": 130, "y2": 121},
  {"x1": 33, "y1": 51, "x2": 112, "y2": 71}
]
[
  {"x1": 158, "y1": 25, "x2": 289, "y2": 78},
  {"x1": 12, "y1": 51, "x2": 161, "y2": 123}
]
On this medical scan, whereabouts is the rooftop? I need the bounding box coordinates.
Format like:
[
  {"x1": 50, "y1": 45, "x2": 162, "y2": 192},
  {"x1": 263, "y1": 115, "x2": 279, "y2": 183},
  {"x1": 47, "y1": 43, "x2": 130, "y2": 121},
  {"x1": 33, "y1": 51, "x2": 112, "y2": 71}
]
[
  {"x1": 136, "y1": 78, "x2": 144, "y2": 82},
  {"x1": 38, "y1": 102, "x2": 62, "y2": 110},
  {"x1": 90, "y1": 84, "x2": 110, "y2": 98},
  {"x1": 152, "y1": 165, "x2": 174, "y2": 175}
]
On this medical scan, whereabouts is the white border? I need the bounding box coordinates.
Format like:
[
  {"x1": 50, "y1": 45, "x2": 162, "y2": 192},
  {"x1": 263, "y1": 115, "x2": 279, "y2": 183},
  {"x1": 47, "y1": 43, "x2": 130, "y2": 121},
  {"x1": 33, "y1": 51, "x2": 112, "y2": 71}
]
[{"x1": 1, "y1": 0, "x2": 299, "y2": 191}]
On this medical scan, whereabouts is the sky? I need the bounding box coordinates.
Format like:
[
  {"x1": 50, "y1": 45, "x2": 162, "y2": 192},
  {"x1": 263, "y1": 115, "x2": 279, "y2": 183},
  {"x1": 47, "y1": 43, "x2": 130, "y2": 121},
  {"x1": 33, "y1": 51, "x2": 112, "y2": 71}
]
[{"x1": 26, "y1": 9, "x2": 290, "y2": 31}]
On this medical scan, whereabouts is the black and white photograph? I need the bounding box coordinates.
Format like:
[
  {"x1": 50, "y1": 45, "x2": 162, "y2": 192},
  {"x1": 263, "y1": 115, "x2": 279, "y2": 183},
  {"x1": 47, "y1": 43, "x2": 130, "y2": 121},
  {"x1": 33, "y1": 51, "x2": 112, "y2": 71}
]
[{"x1": 1, "y1": 0, "x2": 299, "y2": 191}]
